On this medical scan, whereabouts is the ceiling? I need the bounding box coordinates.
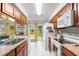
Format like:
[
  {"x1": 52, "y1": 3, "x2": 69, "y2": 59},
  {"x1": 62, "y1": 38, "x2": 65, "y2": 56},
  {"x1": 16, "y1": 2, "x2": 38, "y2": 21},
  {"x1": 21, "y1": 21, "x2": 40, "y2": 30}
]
[{"x1": 15, "y1": 3, "x2": 59, "y2": 23}]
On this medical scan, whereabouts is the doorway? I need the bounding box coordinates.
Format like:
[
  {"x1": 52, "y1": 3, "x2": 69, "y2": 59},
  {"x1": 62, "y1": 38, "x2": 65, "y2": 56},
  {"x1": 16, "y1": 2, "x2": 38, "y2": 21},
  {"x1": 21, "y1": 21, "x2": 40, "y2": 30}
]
[{"x1": 28, "y1": 23, "x2": 43, "y2": 42}]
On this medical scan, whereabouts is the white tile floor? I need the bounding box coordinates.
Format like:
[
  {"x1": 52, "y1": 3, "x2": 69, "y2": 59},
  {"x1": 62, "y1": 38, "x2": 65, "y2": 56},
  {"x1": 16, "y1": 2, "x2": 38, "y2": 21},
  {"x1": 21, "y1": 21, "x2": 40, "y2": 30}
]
[{"x1": 28, "y1": 41, "x2": 52, "y2": 56}]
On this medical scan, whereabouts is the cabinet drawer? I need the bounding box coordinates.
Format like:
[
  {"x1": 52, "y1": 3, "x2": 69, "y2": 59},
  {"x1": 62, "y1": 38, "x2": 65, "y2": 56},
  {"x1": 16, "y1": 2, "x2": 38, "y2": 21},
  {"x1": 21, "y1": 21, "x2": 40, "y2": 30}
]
[
  {"x1": 6, "y1": 49, "x2": 15, "y2": 56},
  {"x1": 62, "y1": 47, "x2": 76, "y2": 56},
  {"x1": 16, "y1": 41, "x2": 27, "y2": 53}
]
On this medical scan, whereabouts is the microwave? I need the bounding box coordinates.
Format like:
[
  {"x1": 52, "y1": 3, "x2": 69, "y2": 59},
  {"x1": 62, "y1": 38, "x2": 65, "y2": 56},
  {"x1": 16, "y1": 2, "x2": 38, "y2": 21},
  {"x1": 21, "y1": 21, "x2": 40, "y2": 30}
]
[{"x1": 57, "y1": 10, "x2": 74, "y2": 28}]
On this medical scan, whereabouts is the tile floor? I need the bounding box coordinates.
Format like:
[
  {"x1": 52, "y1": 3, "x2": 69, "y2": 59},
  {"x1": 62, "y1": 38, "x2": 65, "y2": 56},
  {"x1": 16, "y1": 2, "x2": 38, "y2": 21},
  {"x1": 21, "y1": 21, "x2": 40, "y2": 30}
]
[{"x1": 28, "y1": 41, "x2": 52, "y2": 56}]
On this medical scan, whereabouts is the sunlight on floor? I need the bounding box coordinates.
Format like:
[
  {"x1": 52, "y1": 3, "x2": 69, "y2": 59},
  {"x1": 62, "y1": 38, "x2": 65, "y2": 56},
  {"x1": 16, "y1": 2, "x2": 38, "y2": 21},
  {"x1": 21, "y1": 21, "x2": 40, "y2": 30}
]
[{"x1": 28, "y1": 41, "x2": 51, "y2": 56}]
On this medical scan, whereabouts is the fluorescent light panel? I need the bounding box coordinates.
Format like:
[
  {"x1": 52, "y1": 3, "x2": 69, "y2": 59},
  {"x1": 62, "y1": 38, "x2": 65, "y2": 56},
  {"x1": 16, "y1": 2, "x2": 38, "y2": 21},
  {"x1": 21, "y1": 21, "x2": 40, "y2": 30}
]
[{"x1": 35, "y1": 3, "x2": 42, "y2": 15}]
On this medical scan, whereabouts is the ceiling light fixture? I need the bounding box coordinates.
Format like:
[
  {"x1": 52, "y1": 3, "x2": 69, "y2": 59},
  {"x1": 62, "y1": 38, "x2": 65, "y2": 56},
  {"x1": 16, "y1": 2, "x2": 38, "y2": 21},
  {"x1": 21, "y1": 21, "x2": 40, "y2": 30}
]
[{"x1": 35, "y1": 3, "x2": 42, "y2": 15}]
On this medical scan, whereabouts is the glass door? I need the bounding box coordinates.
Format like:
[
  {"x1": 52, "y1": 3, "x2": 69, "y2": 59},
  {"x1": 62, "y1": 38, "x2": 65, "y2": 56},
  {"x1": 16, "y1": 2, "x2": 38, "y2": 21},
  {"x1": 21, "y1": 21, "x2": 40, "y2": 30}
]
[
  {"x1": 28, "y1": 23, "x2": 43, "y2": 42},
  {"x1": 37, "y1": 24, "x2": 43, "y2": 41},
  {"x1": 28, "y1": 24, "x2": 35, "y2": 42}
]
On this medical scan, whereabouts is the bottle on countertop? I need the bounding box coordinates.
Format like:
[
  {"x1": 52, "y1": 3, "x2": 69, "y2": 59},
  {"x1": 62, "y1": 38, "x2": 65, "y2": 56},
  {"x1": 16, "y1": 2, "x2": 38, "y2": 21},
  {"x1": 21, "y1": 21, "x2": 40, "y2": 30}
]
[{"x1": 58, "y1": 30, "x2": 63, "y2": 42}]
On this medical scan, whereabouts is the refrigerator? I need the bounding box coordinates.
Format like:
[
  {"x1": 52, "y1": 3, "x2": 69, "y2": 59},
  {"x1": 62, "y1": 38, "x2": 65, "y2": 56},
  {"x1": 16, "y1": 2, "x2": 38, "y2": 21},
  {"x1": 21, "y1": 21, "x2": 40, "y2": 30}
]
[{"x1": 43, "y1": 23, "x2": 54, "y2": 50}]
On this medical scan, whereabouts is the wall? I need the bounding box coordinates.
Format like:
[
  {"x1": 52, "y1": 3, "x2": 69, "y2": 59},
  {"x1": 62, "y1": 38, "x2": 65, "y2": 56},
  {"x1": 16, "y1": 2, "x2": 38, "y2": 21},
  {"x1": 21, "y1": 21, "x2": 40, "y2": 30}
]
[{"x1": 59, "y1": 27, "x2": 79, "y2": 34}]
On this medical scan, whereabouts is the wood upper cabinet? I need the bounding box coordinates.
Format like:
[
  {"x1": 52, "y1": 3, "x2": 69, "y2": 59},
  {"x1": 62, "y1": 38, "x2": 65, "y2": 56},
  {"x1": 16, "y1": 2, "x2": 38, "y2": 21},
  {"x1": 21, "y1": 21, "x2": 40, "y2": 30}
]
[
  {"x1": 0, "y1": 3, "x2": 1, "y2": 11},
  {"x1": 57, "y1": 8, "x2": 65, "y2": 18},
  {"x1": 2, "y1": 3, "x2": 14, "y2": 17},
  {"x1": 52, "y1": 16, "x2": 58, "y2": 29},
  {"x1": 0, "y1": 3, "x2": 27, "y2": 25},
  {"x1": 21, "y1": 15, "x2": 27, "y2": 25},
  {"x1": 49, "y1": 3, "x2": 74, "y2": 28},
  {"x1": 14, "y1": 7, "x2": 21, "y2": 20},
  {"x1": 65, "y1": 3, "x2": 73, "y2": 12},
  {"x1": 74, "y1": 3, "x2": 79, "y2": 26},
  {"x1": 24, "y1": 16, "x2": 27, "y2": 24}
]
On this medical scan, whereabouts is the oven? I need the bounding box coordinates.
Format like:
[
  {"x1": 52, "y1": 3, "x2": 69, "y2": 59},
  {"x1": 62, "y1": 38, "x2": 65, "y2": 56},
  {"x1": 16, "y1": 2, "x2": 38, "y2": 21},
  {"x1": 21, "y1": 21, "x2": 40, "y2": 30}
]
[
  {"x1": 52, "y1": 39, "x2": 62, "y2": 56},
  {"x1": 53, "y1": 44, "x2": 58, "y2": 56}
]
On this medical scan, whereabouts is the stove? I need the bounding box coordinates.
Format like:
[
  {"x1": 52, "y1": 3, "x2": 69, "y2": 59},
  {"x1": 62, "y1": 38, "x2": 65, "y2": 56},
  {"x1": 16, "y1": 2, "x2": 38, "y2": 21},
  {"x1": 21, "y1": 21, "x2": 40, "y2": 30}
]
[{"x1": 52, "y1": 34, "x2": 79, "y2": 56}]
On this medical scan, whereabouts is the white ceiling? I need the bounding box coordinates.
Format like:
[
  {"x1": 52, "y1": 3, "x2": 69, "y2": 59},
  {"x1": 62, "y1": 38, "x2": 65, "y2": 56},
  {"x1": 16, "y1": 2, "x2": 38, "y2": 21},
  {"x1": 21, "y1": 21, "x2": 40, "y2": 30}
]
[{"x1": 15, "y1": 3, "x2": 59, "y2": 23}]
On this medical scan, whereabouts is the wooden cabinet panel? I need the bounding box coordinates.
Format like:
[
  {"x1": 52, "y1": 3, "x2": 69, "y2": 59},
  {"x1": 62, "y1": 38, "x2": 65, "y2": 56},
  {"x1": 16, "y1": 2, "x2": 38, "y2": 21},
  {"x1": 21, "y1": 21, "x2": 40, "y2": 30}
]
[
  {"x1": 48, "y1": 37, "x2": 51, "y2": 53},
  {"x1": 6, "y1": 50, "x2": 15, "y2": 56},
  {"x1": 17, "y1": 45, "x2": 27, "y2": 56},
  {"x1": 62, "y1": 47, "x2": 76, "y2": 56},
  {"x1": 0, "y1": 3, "x2": 1, "y2": 11},
  {"x1": 74, "y1": 3, "x2": 79, "y2": 26},
  {"x1": 14, "y1": 8, "x2": 21, "y2": 20},
  {"x1": 16, "y1": 40, "x2": 28, "y2": 56},
  {"x1": 65, "y1": 4, "x2": 73, "y2": 12},
  {"x1": 16, "y1": 41, "x2": 26, "y2": 53},
  {"x1": 58, "y1": 8, "x2": 65, "y2": 18},
  {"x1": 17, "y1": 49, "x2": 23, "y2": 56},
  {"x1": 2, "y1": 3, "x2": 14, "y2": 17},
  {"x1": 52, "y1": 16, "x2": 58, "y2": 29},
  {"x1": 17, "y1": 47, "x2": 26, "y2": 56},
  {"x1": 25, "y1": 42, "x2": 28, "y2": 56}
]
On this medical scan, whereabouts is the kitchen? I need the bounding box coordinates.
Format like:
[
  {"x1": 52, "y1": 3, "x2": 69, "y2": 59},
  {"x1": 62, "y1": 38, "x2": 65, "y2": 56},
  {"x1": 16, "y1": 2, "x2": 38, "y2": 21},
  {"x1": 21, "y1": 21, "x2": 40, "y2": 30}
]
[{"x1": 0, "y1": 3, "x2": 79, "y2": 56}]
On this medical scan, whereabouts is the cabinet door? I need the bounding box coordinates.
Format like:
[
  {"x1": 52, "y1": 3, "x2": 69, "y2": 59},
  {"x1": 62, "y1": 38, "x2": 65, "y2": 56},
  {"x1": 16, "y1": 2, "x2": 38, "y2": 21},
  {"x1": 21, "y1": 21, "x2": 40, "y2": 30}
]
[
  {"x1": 6, "y1": 50, "x2": 15, "y2": 56},
  {"x1": 48, "y1": 37, "x2": 51, "y2": 53},
  {"x1": 17, "y1": 46, "x2": 27, "y2": 56},
  {"x1": 0, "y1": 3, "x2": 1, "y2": 11},
  {"x1": 14, "y1": 8, "x2": 21, "y2": 20},
  {"x1": 58, "y1": 8, "x2": 65, "y2": 18},
  {"x1": 65, "y1": 3, "x2": 74, "y2": 12},
  {"x1": 62, "y1": 47, "x2": 76, "y2": 56},
  {"x1": 17, "y1": 49, "x2": 23, "y2": 56},
  {"x1": 23, "y1": 16, "x2": 27, "y2": 24},
  {"x1": 2, "y1": 3, "x2": 14, "y2": 17},
  {"x1": 74, "y1": 3, "x2": 79, "y2": 26},
  {"x1": 52, "y1": 16, "x2": 58, "y2": 29},
  {"x1": 22, "y1": 46, "x2": 26, "y2": 56}
]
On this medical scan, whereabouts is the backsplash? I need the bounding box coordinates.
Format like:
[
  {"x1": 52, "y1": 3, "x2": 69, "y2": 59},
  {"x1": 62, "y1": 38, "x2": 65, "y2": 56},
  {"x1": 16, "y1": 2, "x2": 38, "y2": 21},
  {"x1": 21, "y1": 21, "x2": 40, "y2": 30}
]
[{"x1": 59, "y1": 27, "x2": 79, "y2": 34}]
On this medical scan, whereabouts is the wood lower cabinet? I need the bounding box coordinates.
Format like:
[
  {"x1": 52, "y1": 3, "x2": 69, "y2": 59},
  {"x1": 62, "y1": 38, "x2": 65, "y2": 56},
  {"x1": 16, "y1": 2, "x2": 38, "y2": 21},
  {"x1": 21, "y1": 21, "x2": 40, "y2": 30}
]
[
  {"x1": 5, "y1": 40, "x2": 28, "y2": 56},
  {"x1": 6, "y1": 50, "x2": 15, "y2": 56},
  {"x1": 16, "y1": 41, "x2": 28, "y2": 56},
  {"x1": 62, "y1": 47, "x2": 76, "y2": 56},
  {"x1": 48, "y1": 37, "x2": 51, "y2": 53},
  {"x1": 17, "y1": 47, "x2": 26, "y2": 56}
]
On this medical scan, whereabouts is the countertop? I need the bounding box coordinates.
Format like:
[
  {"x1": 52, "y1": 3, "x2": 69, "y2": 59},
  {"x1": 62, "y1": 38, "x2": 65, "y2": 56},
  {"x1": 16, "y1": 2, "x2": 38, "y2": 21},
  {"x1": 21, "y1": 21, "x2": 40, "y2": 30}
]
[
  {"x1": 62, "y1": 44, "x2": 79, "y2": 56},
  {"x1": 0, "y1": 39, "x2": 27, "y2": 56}
]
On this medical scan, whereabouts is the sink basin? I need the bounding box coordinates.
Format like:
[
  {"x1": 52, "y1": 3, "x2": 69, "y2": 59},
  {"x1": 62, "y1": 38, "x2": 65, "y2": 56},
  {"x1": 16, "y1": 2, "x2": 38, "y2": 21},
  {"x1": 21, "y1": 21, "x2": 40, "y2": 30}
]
[
  {"x1": 5, "y1": 38, "x2": 24, "y2": 45},
  {"x1": 0, "y1": 38, "x2": 24, "y2": 45}
]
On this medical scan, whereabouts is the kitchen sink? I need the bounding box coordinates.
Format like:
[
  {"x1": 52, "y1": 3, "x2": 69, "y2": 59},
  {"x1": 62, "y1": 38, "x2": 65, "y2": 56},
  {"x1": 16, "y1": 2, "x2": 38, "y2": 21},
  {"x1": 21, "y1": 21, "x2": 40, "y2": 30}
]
[
  {"x1": 0, "y1": 38, "x2": 24, "y2": 45},
  {"x1": 5, "y1": 38, "x2": 24, "y2": 45}
]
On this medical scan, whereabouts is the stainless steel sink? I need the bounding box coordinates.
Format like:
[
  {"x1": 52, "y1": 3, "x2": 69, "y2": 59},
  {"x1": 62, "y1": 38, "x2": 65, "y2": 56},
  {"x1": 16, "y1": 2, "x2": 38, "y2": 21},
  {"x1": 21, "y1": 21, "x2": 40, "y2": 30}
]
[
  {"x1": 5, "y1": 38, "x2": 24, "y2": 45},
  {"x1": 0, "y1": 38, "x2": 24, "y2": 45}
]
